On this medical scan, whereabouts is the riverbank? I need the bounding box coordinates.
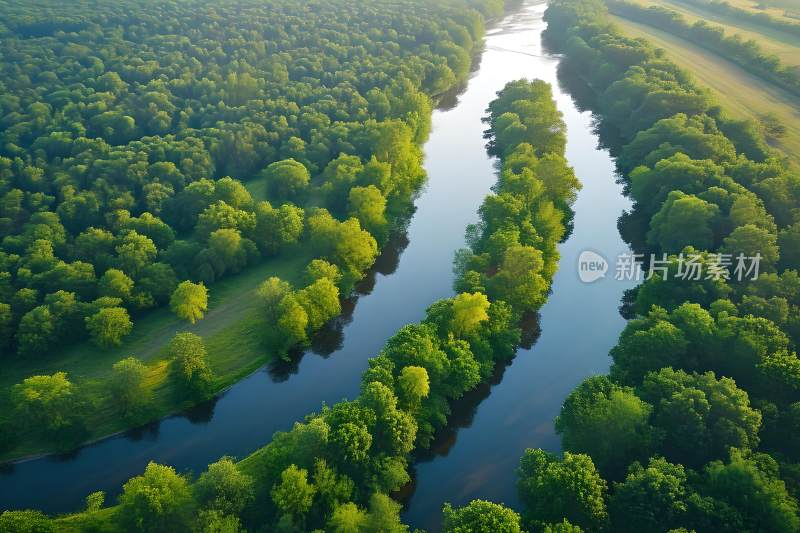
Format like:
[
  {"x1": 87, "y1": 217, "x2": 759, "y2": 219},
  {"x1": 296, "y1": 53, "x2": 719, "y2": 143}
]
[
  {"x1": 400, "y1": 3, "x2": 636, "y2": 528},
  {"x1": 45, "y1": 65, "x2": 580, "y2": 533},
  {"x1": 608, "y1": 13, "x2": 800, "y2": 168},
  {"x1": 0, "y1": 4, "x2": 495, "y2": 464},
  {"x1": 0, "y1": 1, "x2": 516, "y2": 514}
]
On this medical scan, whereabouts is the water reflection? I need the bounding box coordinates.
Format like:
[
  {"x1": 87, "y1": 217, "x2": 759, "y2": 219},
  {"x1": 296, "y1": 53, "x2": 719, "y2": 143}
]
[
  {"x1": 400, "y1": 2, "x2": 637, "y2": 530},
  {"x1": 0, "y1": 3, "x2": 506, "y2": 513}
]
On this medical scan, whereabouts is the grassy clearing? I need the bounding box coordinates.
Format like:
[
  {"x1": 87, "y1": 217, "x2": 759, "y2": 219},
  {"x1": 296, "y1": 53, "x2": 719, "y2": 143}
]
[
  {"x1": 629, "y1": 0, "x2": 800, "y2": 66},
  {"x1": 0, "y1": 245, "x2": 314, "y2": 461},
  {"x1": 725, "y1": 0, "x2": 800, "y2": 23},
  {"x1": 609, "y1": 13, "x2": 800, "y2": 167}
]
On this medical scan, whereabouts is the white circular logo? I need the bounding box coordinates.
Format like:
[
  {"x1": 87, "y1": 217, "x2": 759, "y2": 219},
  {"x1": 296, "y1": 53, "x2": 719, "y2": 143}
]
[{"x1": 578, "y1": 250, "x2": 608, "y2": 283}]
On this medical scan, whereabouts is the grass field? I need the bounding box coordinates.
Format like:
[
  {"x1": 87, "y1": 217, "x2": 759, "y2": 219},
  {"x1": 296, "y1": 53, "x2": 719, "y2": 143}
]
[
  {"x1": 609, "y1": 13, "x2": 800, "y2": 166},
  {"x1": 725, "y1": 0, "x2": 800, "y2": 23},
  {"x1": 631, "y1": 0, "x2": 800, "y2": 67},
  {"x1": 0, "y1": 244, "x2": 314, "y2": 461}
]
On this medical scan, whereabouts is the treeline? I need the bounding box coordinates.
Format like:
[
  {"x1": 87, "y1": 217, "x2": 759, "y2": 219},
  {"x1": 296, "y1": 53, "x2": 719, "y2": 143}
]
[
  {"x1": 675, "y1": 0, "x2": 800, "y2": 38},
  {"x1": 606, "y1": 0, "x2": 800, "y2": 98},
  {"x1": 432, "y1": 0, "x2": 800, "y2": 531},
  {"x1": 0, "y1": 0, "x2": 495, "y2": 359},
  {"x1": 0, "y1": 79, "x2": 581, "y2": 532}
]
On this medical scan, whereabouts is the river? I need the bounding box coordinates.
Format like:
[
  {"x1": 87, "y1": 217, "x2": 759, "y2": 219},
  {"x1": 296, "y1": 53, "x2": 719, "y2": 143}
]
[
  {"x1": 400, "y1": 2, "x2": 636, "y2": 530},
  {"x1": 0, "y1": 1, "x2": 635, "y2": 523}
]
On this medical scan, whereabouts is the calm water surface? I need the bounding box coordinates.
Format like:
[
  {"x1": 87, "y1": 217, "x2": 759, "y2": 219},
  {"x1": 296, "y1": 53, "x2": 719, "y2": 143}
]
[
  {"x1": 0, "y1": 1, "x2": 634, "y2": 521},
  {"x1": 400, "y1": 2, "x2": 635, "y2": 530}
]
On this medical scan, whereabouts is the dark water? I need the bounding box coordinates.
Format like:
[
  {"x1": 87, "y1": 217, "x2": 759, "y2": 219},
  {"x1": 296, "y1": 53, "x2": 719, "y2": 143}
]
[
  {"x1": 0, "y1": 1, "x2": 634, "y2": 520},
  {"x1": 400, "y1": 3, "x2": 636, "y2": 530}
]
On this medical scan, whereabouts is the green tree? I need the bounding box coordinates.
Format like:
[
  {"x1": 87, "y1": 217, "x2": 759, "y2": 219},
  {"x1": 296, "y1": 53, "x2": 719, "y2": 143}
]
[
  {"x1": 640, "y1": 368, "x2": 762, "y2": 467},
  {"x1": 85, "y1": 491, "x2": 105, "y2": 513},
  {"x1": 253, "y1": 202, "x2": 304, "y2": 255},
  {"x1": 257, "y1": 277, "x2": 292, "y2": 323},
  {"x1": 721, "y1": 223, "x2": 780, "y2": 271},
  {"x1": 196, "y1": 510, "x2": 243, "y2": 533},
  {"x1": 0, "y1": 510, "x2": 53, "y2": 533},
  {"x1": 702, "y1": 450, "x2": 800, "y2": 533},
  {"x1": 363, "y1": 493, "x2": 409, "y2": 533},
  {"x1": 194, "y1": 457, "x2": 255, "y2": 515},
  {"x1": 329, "y1": 502, "x2": 367, "y2": 533},
  {"x1": 517, "y1": 449, "x2": 608, "y2": 530},
  {"x1": 778, "y1": 221, "x2": 800, "y2": 270},
  {"x1": 306, "y1": 259, "x2": 342, "y2": 285},
  {"x1": 348, "y1": 185, "x2": 388, "y2": 239},
  {"x1": 542, "y1": 519, "x2": 584, "y2": 533},
  {"x1": 98, "y1": 268, "x2": 134, "y2": 301},
  {"x1": 17, "y1": 305, "x2": 56, "y2": 356},
  {"x1": 12, "y1": 372, "x2": 85, "y2": 447},
  {"x1": 109, "y1": 357, "x2": 150, "y2": 420},
  {"x1": 0, "y1": 303, "x2": 13, "y2": 354},
  {"x1": 609, "y1": 457, "x2": 691, "y2": 533},
  {"x1": 450, "y1": 292, "x2": 490, "y2": 336},
  {"x1": 262, "y1": 159, "x2": 310, "y2": 202},
  {"x1": 398, "y1": 365, "x2": 430, "y2": 407},
  {"x1": 311, "y1": 458, "x2": 354, "y2": 514},
  {"x1": 276, "y1": 294, "x2": 309, "y2": 351},
  {"x1": 647, "y1": 191, "x2": 719, "y2": 252},
  {"x1": 610, "y1": 317, "x2": 689, "y2": 385},
  {"x1": 85, "y1": 306, "x2": 133, "y2": 347},
  {"x1": 115, "y1": 230, "x2": 158, "y2": 277},
  {"x1": 170, "y1": 280, "x2": 209, "y2": 324},
  {"x1": 271, "y1": 465, "x2": 316, "y2": 527},
  {"x1": 207, "y1": 228, "x2": 248, "y2": 275},
  {"x1": 296, "y1": 278, "x2": 341, "y2": 332},
  {"x1": 555, "y1": 376, "x2": 655, "y2": 478},
  {"x1": 168, "y1": 332, "x2": 214, "y2": 398},
  {"x1": 488, "y1": 245, "x2": 549, "y2": 312},
  {"x1": 442, "y1": 500, "x2": 523, "y2": 533},
  {"x1": 330, "y1": 421, "x2": 373, "y2": 464},
  {"x1": 118, "y1": 462, "x2": 194, "y2": 533}
]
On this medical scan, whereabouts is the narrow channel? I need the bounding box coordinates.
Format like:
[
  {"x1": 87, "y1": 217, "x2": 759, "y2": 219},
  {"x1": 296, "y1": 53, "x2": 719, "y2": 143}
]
[{"x1": 400, "y1": 2, "x2": 636, "y2": 530}]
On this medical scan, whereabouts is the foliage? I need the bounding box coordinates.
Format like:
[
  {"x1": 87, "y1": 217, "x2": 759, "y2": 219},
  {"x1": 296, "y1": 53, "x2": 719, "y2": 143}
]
[
  {"x1": 117, "y1": 462, "x2": 194, "y2": 533},
  {"x1": 6, "y1": 49, "x2": 579, "y2": 533},
  {"x1": 442, "y1": 500, "x2": 523, "y2": 533},
  {"x1": 109, "y1": 357, "x2": 151, "y2": 420},
  {"x1": 0, "y1": 510, "x2": 53, "y2": 533},
  {"x1": 11, "y1": 371, "x2": 86, "y2": 445},
  {"x1": 168, "y1": 332, "x2": 214, "y2": 398},
  {"x1": 539, "y1": 0, "x2": 800, "y2": 530},
  {"x1": 517, "y1": 449, "x2": 608, "y2": 530},
  {"x1": 85, "y1": 306, "x2": 133, "y2": 347},
  {"x1": 270, "y1": 465, "x2": 316, "y2": 527},
  {"x1": 194, "y1": 457, "x2": 255, "y2": 516},
  {"x1": 170, "y1": 281, "x2": 209, "y2": 324},
  {"x1": 556, "y1": 376, "x2": 656, "y2": 478}
]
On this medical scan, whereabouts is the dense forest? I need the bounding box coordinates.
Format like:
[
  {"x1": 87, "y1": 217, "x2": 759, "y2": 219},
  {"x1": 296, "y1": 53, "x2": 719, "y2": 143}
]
[
  {"x1": 0, "y1": 79, "x2": 579, "y2": 531},
  {"x1": 0, "y1": 0, "x2": 508, "y2": 457},
  {"x1": 3, "y1": 0, "x2": 800, "y2": 530},
  {"x1": 441, "y1": 0, "x2": 800, "y2": 531},
  {"x1": 427, "y1": 0, "x2": 800, "y2": 529}
]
